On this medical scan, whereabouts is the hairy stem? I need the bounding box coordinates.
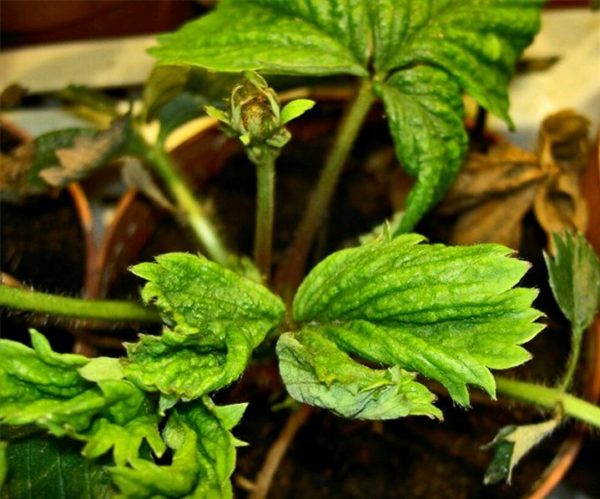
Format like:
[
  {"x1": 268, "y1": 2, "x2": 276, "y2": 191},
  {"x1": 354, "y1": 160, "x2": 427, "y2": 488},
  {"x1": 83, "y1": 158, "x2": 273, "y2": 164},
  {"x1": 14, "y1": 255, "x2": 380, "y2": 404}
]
[
  {"x1": 560, "y1": 326, "x2": 584, "y2": 391},
  {"x1": 254, "y1": 155, "x2": 276, "y2": 282},
  {"x1": 249, "y1": 405, "x2": 312, "y2": 499},
  {"x1": 275, "y1": 79, "x2": 375, "y2": 297},
  {"x1": 0, "y1": 285, "x2": 160, "y2": 323},
  {"x1": 141, "y1": 143, "x2": 231, "y2": 267},
  {"x1": 495, "y1": 376, "x2": 600, "y2": 429}
]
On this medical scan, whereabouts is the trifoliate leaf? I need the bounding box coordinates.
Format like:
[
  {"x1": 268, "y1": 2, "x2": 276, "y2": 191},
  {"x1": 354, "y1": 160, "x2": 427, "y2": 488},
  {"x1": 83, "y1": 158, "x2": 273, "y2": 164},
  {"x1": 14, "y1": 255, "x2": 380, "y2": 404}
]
[
  {"x1": 544, "y1": 232, "x2": 600, "y2": 332},
  {"x1": 376, "y1": 66, "x2": 467, "y2": 233},
  {"x1": 285, "y1": 235, "x2": 542, "y2": 410},
  {"x1": 150, "y1": 0, "x2": 370, "y2": 77},
  {"x1": 484, "y1": 418, "x2": 560, "y2": 485},
  {"x1": 3, "y1": 435, "x2": 113, "y2": 499},
  {"x1": 278, "y1": 328, "x2": 441, "y2": 420},
  {"x1": 127, "y1": 253, "x2": 285, "y2": 399},
  {"x1": 81, "y1": 416, "x2": 166, "y2": 466}
]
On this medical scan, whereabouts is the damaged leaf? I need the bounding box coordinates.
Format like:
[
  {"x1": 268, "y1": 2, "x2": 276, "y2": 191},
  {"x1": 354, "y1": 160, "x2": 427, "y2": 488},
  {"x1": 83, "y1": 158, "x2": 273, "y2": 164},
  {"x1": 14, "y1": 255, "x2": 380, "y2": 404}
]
[
  {"x1": 40, "y1": 118, "x2": 130, "y2": 188},
  {"x1": 484, "y1": 417, "x2": 559, "y2": 484}
]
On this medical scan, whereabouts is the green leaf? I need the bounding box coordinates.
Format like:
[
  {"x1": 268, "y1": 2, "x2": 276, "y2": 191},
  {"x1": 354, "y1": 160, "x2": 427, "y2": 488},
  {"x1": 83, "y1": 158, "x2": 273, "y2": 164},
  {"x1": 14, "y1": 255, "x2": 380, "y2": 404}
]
[
  {"x1": 127, "y1": 253, "x2": 285, "y2": 399},
  {"x1": 143, "y1": 65, "x2": 191, "y2": 121},
  {"x1": 0, "y1": 441, "x2": 7, "y2": 491},
  {"x1": 285, "y1": 234, "x2": 542, "y2": 409},
  {"x1": 78, "y1": 357, "x2": 125, "y2": 382},
  {"x1": 280, "y1": 98, "x2": 316, "y2": 125},
  {"x1": 81, "y1": 416, "x2": 166, "y2": 466},
  {"x1": 2, "y1": 435, "x2": 113, "y2": 499},
  {"x1": 109, "y1": 421, "x2": 198, "y2": 499},
  {"x1": 278, "y1": 328, "x2": 441, "y2": 419},
  {"x1": 59, "y1": 84, "x2": 121, "y2": 119},
  {"x1": 150, "y1": 0, "x2": 369, "y2": 77},
  {"x1": 371, "y1": 0, "x2": 542, "y2": 123},
  {"x1": 544, "y1": 232, "x2": 600, "y2": 332},
  {"x1": 484, "y1": 418, "x2": 560, "y2": 485},
  {"x1": 169, "y1": 399, "x2": 247, "y2": 499},
  {"x1": 376, "y1": 66, "x2": 467, "y2": 233}
]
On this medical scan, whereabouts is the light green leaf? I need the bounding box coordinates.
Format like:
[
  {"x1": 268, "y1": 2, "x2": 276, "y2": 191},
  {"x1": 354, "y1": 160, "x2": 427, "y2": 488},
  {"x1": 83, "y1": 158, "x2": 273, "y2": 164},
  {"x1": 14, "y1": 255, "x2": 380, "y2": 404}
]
[
  {"x1": 82, "y1": 416, "x2": 166, "y2": 466},
  {"x1": 484, "y1": 418, "x2": 560, "y2": 484},
  {"x1": 127, "y1": 253, "x2": 285, "y2": 399},
  {"x1": 376, "y1": 66, "x2": 467, "y2": 233},
  {"x1": 287, "y1": 234, "x2": 542, "y2": 408},
  {"x1": 370, "y1": 0, "x2": 543, "y2": 123},
  {"x1": 2, "y1": 435, "x2": 113, "y2": 499},
  {"x1": 278, "y1": 328, "x2": 441, "y2": 419},
  {"x1": 78, "y1": 357, "x2": 125, "y2": 382},
  {"x1": 280, "y1": 98, "x2": 316, "y2": 125},
  {"x1": 544, "y1": 232, "x2": 600, "y2": 332},
  {"x1": 170, "y1": 399, "x2": 247, "y2": 499},
  {"x1": 110, "y1": 421, "x2": 199, "y2": 499},
  {"x1": 150, "y1": 0, "x2": 369, "y2": 77}
]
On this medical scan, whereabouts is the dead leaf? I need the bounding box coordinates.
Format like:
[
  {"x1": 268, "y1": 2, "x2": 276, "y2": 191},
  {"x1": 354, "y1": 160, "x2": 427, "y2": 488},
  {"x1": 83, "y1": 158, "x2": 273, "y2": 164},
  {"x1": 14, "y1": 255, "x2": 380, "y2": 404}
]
[
  {"x1": 121, "y1": 158, "x2": 176, "y2": 213},
  {"x1": 0, "y1": 142, "x2": 38, "y2": 199},
  {"x1": 40, "y1": 119, "x2": 128, "y2": 188}
]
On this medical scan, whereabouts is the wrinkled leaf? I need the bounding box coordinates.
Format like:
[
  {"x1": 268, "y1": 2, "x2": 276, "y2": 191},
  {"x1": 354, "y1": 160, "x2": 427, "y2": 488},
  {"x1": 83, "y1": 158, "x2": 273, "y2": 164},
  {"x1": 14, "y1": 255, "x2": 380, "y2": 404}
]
[
  {"x1": 126, "y1": 253, "x2": 285, "y2": 399},
  {"x1": 109, "y1": 420, "x2": 198, "y2": 499},
  {"x1": 81, "y1": 416, "x2": 166, "y2": 466},
  {"x1": 278, "y1": 328, "x2": 440, "y2": 419},
  {"x1": 40, "y1": 119, "x2": 130, "y2": 188},
  {"x1": 544, "y1": 232, "x2": 600, "y2": 332},
  {"x1": 484, "y1": 418, "x2": 559, "y2": 484},
  {"x1": 377, "y1": 66, "x2": 467, "y2": 233},
  {"x1": 2, "y1": 435, "x2": 113, "y2": 499},
  {"x1": 284, "y1": 234, "x2": 542, "y2": 409}
]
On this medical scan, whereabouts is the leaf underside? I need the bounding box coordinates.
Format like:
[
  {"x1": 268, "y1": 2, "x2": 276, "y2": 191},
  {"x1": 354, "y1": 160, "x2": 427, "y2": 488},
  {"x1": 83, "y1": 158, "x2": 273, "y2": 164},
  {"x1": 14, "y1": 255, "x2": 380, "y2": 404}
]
[
  {"x1": 278, "y1": 234, "x2": 543, "y2": 416},
  {"x1": 151, "y1": 0, "x2": 542, "y2": 231}
]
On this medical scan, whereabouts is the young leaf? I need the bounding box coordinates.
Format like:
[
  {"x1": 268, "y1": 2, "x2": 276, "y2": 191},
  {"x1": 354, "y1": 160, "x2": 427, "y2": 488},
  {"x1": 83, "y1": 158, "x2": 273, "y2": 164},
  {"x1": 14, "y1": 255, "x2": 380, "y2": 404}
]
[
  {"x1": 280, "y1": 98, "x2": 316, "y2": 125},
  {"x1": 126, "y1": 253, "x2": 285, "y2": 399},
  {"x1": 544, "y1": 232, "x2": 600, "y2": 332},
  {"x1": 2, "y1": 435, "x2": 113, "y2": 499},
  {"x1": 282, "y1": 234, "x2": 542, "y2": 411},
  {"x1": 278, "y1": 328, "x2": 441, "y2": 420},
  {"x1": 484, "y1": 418, "x2": 560, "y2": 485}
]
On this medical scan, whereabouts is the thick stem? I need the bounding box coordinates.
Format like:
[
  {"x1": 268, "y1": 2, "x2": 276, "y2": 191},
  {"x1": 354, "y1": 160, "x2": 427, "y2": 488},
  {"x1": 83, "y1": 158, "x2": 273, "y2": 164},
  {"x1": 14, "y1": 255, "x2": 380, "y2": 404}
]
[
  {"x1": 142, "y1": 144, "x2": 231, "y2": 267},
  {"x1": 275, "y1": 79, "x2": 375, "y2": 296},
  {"x1": 0, "y1": 285, "x2": 160, "y2": 324},
  {"x1": 495, "y1": 376, "x2": 600, "y2": 429},
  {"x1": 254, "y1": 155, "x2": 276, "y2": 282},
  {"x1": 560, "y1": 326, "x2": 584, "y2": 391}
]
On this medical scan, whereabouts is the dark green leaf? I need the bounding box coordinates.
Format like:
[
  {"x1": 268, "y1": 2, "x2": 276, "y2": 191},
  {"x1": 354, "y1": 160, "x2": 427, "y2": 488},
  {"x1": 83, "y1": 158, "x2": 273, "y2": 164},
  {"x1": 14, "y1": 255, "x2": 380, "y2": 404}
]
[
  {"x1": 127, "y1": 253, "x2": 285, "y2": 399},
  {"x1": 544, "y1": 232, "x2": 600, "y2": 332},
  {"x1": 484, "y1": 418, "x2": 559, "y2": 484},
  {"x1": 2, "y1": 435, "x2": 113, "y2": 499},
  {"x1": 155, "y1": 92, "x2": 205, "y2": 144},
  {"x1": 143, "y1": 65, "x2": 191, "y2": 121},
  {"x1": 150, "y1": 0, "x2": 369, "y2": 77},
  {"x1": 286, "y1": 234, "x2": 542, "y2": 409},
  {"x1": 376, "y1": 66, "x2": 467, "y2": 233},
  {"x1": 59, "y1": 84, "x2": 121, "y2": 119},
  {"x1": 278, "y1": 328, "x2": 440, "y2": 419},
  {"x1": 371, "y1": 0, "x2": 543, "y2": 123}
]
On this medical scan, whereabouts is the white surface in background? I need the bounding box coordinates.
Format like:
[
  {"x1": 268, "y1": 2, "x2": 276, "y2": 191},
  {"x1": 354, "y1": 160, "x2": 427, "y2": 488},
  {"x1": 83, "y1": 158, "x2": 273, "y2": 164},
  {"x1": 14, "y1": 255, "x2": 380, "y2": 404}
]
[
  {"x1": 490, "y1": 9, "x2": 600, "y2": 149},
  {"x1": 0, "y1": 35, "x2": 156, "y2": 93}
]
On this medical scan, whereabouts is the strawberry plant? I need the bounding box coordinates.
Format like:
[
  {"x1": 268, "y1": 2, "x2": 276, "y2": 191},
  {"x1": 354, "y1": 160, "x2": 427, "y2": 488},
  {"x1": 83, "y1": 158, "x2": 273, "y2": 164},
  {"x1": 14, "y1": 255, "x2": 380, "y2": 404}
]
[{"x1": 1, "y1": 1, "x2": 600, "y2": 498}]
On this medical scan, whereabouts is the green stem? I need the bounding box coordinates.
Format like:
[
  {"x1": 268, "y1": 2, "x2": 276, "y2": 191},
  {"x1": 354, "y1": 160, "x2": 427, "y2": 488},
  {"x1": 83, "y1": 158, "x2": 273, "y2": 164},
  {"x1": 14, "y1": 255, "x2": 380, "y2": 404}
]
[
  {"x1": 141, "y1": 143, "x2": 231, "y2": 267},
  {"x1": 0, "y1": 285, "x2": 160, "y2": 323},
  {"x1": 560, "y1": 326, "x2": 584, "y2": 391},
  {"x1": 495, "y1": 376, "x2": 600, "y2": 429},
  {"x1": 254, "y1": 155, "x2": 276, "y2": 282},
  {"x1": 275, "y1": 79, "x2": 375, "y2": 296}
]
